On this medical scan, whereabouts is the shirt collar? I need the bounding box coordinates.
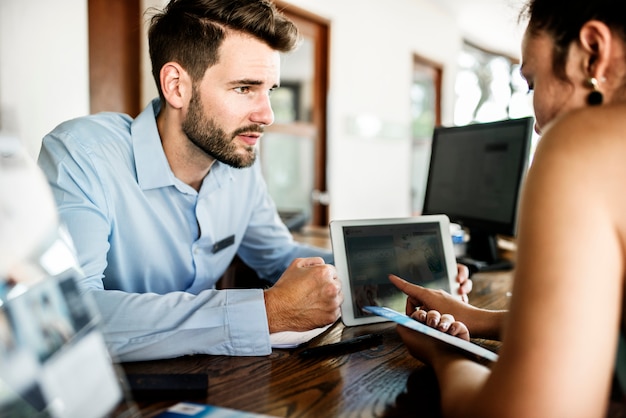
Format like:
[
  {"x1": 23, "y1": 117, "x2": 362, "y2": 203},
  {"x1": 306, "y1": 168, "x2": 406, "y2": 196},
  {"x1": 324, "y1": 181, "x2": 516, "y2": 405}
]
[
  {"x1": 131, "y1": 98, "x2": 236, "y2": 193},
  {"x1": 132, "y1": 99, "x2": 177, "y2": 191}
]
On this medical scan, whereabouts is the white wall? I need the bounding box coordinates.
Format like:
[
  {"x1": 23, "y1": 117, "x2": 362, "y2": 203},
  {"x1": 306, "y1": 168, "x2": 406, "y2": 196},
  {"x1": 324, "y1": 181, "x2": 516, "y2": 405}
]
[
  {"x1": 0, "y1": 0, "x2": 89, "y2": 159},
  {"x1": 0, "y1": 1, "x2": 523, "y2": 222}
]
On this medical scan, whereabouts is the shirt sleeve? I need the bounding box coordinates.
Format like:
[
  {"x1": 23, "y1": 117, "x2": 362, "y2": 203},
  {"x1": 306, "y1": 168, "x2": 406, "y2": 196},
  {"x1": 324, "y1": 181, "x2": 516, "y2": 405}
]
[{"x1": 37, "y1": 128, "x2": 273, "y2": 361}]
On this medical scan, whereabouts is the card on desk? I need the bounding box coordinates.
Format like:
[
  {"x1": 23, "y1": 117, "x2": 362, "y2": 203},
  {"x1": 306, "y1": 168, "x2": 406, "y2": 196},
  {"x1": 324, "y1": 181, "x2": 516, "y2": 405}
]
[
  {"x1": 363, "y1": 306, "x2": 499, "y2": 363},
  {"x1": 156, "y1": 402, "x2": 275, "y2": 417}
]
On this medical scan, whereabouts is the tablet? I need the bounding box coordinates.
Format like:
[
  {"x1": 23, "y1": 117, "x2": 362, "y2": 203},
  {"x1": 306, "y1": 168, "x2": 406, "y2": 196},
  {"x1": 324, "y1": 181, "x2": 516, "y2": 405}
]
[
  {"x1": 363, "y1": 306, "x2": 499, "y2": 363},
  {"x1": 330, "y1": 215, "x2": 460, "y2": 327}
]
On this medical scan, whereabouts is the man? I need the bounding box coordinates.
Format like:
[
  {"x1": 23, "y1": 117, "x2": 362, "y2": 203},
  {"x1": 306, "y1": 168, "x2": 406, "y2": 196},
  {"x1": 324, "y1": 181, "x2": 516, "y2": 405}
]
[{"x1": 37, "y1": 0, "x2": 342, "y2": 362}]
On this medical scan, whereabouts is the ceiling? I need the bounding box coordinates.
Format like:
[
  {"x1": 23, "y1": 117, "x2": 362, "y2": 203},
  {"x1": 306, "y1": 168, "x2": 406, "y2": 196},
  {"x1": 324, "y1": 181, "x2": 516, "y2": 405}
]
[{"x1": 425, "y1": 0, "x2": 528, "y2": 58}]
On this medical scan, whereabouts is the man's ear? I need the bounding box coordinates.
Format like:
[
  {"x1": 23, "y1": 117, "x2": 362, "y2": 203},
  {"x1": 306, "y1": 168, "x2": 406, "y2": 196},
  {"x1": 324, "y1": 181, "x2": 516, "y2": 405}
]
[
  {"x1": 579, "y1": 20, "x2": 613, "y2": 79},
  {"x1": 160, "y1": 62, "x2": 191, "y2": 109}
]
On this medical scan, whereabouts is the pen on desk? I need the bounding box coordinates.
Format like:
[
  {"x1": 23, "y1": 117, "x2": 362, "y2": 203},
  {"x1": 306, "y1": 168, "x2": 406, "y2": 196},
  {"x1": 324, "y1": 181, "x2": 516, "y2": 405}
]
[{"x1": 299, "y1": 333, "x2": 383, "y2": 357}]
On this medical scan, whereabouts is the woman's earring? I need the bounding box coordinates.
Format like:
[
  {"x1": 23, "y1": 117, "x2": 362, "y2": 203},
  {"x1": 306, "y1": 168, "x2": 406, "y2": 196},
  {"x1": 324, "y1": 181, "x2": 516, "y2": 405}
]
[{"x1": 586, "y1": 77, "x2": 604, "y2": 106}]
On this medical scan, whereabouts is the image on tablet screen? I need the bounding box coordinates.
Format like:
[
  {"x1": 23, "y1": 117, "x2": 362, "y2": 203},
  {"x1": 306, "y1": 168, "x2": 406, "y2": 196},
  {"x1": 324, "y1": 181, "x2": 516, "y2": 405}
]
[{"x1": 342, "y1": 222, "x2": 450, "y2": 319}]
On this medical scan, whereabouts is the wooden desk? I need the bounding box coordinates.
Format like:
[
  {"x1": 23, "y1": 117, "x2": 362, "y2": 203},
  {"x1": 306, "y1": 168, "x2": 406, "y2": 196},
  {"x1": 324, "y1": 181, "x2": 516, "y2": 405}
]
[
  {"x1": 291, "y1": 225, "x2": 334, "y2": 250},
  {"x1": 116, "y1": 227, "x2": 626, "y2": 417},
  {"x1": 120, "y1": 261, "x2": 513, "y2": 417}
]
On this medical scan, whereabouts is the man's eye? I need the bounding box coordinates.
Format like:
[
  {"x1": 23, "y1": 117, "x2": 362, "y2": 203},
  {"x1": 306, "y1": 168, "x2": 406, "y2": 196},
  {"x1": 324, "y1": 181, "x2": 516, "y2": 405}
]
[{"x1": 234, "y1": 86, "x2": 250, "y2": 94}]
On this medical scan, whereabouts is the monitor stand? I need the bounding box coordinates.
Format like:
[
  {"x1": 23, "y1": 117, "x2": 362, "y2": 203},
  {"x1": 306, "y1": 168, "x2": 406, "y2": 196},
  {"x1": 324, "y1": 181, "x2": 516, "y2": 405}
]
[{"x1": 457, "y1": 231, "x2": 513, "y2": 273}]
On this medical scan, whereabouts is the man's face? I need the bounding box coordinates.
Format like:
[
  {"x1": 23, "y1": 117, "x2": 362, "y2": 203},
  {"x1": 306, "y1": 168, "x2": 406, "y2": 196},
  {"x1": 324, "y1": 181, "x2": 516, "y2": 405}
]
[{"x1": 182, "y1": 32, "x2": 280, "y2": 168}]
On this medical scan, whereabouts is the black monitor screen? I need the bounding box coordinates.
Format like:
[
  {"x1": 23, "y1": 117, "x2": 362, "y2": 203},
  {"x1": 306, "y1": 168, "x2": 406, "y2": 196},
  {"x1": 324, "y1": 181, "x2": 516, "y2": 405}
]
[{"x1": 422, "y1": 117, "x2": 534, "y2": 271}]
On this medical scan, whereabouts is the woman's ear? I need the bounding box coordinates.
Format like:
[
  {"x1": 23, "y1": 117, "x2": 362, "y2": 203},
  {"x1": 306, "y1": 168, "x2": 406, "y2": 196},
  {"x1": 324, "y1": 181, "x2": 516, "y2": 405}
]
[
  {"x1": 159, "y1": 62, "x2": 191, "y2": 109},
  {"x1": 579, "y1": 20, "x2": 613, "y2": 79}
]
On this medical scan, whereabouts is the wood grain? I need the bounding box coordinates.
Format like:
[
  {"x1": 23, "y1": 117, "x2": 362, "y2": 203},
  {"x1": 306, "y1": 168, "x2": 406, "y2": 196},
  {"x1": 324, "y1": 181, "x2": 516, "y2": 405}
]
[{"x1": 119, "y1": 271, "x2": 510, "y2": 417}]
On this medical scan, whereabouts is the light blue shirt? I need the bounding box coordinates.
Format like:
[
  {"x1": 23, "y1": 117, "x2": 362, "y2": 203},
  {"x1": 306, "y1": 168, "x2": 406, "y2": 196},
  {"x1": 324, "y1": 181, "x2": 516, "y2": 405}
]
[{"x1": 37, "y1": 99, "x2": 332, "y2": 361}]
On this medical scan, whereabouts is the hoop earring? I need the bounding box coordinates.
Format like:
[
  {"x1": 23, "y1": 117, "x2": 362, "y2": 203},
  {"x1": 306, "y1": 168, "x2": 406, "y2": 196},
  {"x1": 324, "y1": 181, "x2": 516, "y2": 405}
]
[{"x1": 586, "y1": 77, "x2": 604, "y2": 106}]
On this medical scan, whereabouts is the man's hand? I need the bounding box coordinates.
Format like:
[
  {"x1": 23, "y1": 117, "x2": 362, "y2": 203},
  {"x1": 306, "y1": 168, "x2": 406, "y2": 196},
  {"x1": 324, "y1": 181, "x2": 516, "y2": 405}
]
[{"x1": 264, "y1": 257, "x2": 343, "y2": 333}]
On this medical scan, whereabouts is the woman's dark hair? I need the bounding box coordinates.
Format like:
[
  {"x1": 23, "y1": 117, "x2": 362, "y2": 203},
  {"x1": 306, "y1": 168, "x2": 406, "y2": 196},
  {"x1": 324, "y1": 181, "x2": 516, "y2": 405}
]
[
  {"x1": 147, "y1": 0, "x2": 300, "y2": 99},
  {"x1": 521, "y1": 0, "x2": 626, "y2": 80}
]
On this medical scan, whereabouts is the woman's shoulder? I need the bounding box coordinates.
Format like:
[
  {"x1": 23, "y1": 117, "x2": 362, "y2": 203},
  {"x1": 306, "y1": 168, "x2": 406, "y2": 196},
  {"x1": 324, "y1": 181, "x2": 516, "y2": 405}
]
[
  {"x1": 544, "y1": 103, "x2": 626, "y2": 142},
  {"x1": 533, "y1": 103, "x2": 626, "y2": 232},
  {"x1": 537, "y1": 103, "x2": 626, "y2": 161}
]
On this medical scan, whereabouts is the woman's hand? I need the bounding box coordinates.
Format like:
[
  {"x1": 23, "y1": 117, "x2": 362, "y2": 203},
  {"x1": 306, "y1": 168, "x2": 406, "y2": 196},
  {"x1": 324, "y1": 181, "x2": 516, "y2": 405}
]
[
  {"x1": 389, "y1": 273, "x2": 472, "y2": 321},
  {"x1": 388, "y1": 273, "x2": 504, "y2": 340},
  {"x1": 456, "y1": 263, "x2": 472, "y2": 303},
  {"x1": 411, "y1": 308, "x2": 470, "y2": 341}
]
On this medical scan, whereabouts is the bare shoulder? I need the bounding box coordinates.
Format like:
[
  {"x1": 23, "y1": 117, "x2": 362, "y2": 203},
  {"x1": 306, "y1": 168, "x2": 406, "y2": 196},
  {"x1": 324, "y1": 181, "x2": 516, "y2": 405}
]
[
  {"x1": 531, "y1": 104, "x2": 626, "y2": 191},
  {"x1": 529, "y1": 102, "x2": 626, "y2": 244},
  {"x1": 538, "y1": 103, "x2": 626, "y2": 157}
]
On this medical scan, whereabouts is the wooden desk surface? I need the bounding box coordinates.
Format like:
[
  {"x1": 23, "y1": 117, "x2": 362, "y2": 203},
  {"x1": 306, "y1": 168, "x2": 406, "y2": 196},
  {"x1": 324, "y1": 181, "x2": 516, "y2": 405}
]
[
  {"x1": 291, "y1": 225, "x2": 334, "y2": 250},
  {"x1": 116, "y1": 226, "x2": 626, "y2": 417},
  {"x1": 119, "y1": 224, "x2": 514, "y2": 418}
]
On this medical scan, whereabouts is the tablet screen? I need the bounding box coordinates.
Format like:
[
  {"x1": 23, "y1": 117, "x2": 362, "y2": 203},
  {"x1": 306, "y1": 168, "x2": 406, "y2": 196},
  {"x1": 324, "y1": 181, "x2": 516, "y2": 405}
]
[{"x1": 341, "y1": 221, "x2": 451, "y2": 320}]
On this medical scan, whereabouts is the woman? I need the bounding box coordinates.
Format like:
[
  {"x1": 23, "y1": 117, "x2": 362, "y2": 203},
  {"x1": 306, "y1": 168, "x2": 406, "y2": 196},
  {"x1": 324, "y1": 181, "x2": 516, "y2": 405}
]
[{"x1": 390, "y1": 1, "x2": 626, "y2": 416}]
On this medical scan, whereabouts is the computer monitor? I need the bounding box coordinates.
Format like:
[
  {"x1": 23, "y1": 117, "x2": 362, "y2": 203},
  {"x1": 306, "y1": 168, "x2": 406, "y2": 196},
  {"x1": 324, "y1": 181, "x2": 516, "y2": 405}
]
[{"x1": 421, "y1": 117, "x2": 534, "y2": 272}]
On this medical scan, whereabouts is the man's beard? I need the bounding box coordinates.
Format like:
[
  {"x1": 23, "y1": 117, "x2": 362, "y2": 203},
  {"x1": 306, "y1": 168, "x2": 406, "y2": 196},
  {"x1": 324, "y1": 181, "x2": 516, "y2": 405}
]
[{"x1": 182, "y1": 90, "x2": 260, "y2": 169}]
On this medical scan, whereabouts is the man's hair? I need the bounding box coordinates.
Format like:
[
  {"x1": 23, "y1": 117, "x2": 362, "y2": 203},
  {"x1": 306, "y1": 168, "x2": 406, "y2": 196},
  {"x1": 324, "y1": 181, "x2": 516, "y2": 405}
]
[
  {"x1": 520, "y1": 0, "x2": 626, "y2": 81},
  {"x1": 147, "y1": 0, "x2": 300, "y2": 99}
]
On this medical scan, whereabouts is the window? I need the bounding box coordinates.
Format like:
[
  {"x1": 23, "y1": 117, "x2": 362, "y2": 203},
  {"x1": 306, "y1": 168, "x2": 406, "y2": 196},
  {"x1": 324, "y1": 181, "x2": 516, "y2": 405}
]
[{"x1": 454, "y1": 42, "x2": 533, "y2": 125}]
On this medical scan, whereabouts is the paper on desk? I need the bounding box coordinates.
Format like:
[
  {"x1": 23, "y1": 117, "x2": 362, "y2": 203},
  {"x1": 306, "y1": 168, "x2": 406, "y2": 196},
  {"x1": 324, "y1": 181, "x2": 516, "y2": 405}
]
[{"x1": 270, "y1": 324, "x2": 332, "y2": 349}]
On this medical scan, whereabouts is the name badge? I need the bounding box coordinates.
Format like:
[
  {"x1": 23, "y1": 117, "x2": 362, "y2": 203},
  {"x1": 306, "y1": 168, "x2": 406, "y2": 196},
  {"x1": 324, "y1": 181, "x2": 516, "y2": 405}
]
[{"x1": 212, "y1": 234, "x2": 235, "y2": 254}]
